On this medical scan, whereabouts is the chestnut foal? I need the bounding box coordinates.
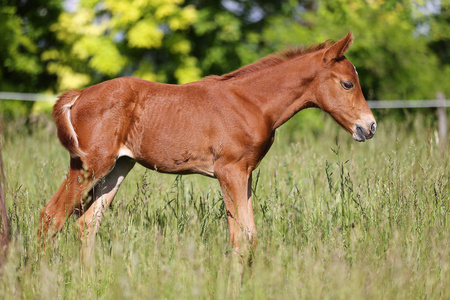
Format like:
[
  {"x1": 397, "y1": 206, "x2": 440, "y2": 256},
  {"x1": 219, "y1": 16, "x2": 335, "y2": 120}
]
[{"x1": 39, "y1": 32, "x2": 376, "y2": 251}]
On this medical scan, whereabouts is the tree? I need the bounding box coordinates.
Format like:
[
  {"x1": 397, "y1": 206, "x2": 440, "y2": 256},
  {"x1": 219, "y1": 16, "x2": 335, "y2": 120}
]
[
  {"x1": 428, "y1": 0, "x2": 450, "y2": 97},
  {"x1": 0, "y1": 0, "x2": 62, "y2": 92},
  {"x1": 0, "y1": 0, "x2": 63, "y2": 118},
  {"x1": 43, "y1": 0, "x2": 200, "y2": 90}
]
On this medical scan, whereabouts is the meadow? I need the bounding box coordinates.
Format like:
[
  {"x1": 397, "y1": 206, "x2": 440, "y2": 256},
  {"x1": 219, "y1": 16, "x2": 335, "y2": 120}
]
[{"x1": 0, "y1": 109, "x2": 448, "y2": 299}]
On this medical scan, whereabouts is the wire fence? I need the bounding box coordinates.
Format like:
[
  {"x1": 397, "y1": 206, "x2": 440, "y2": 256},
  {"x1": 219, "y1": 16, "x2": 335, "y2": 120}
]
[
  {"x1": 0, "y1": 92, "x2": 57, "y2": 102},
  {"x1": 366, "y1": 99, "x2": 450, "y2": 108},
  {"x1": 1, "y1": 92, "x2": 449, "y2": 108}
]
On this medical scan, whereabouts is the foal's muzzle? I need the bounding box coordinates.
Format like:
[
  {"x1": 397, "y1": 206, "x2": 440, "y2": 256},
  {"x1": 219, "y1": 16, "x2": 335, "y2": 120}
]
[{"x1": 353, "y1": 122, "x2": 377, "y2": 142}]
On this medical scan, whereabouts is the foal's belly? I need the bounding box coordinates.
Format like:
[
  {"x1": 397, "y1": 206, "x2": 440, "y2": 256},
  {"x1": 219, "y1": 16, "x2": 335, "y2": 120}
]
[
  {"x1": 127, "y1": 143, "x2": 216, "y2": 178},
  {"x1": 136, "y1": 155, "x2": 216, "y2": 177}
]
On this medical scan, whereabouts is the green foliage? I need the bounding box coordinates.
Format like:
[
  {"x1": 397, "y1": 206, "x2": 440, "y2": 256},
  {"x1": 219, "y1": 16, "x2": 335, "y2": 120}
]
[
  {"x1": 0, "y1": 6, "x2": 41, "y2": 85},
  {"x1": 0, "y1": 100, "x2": 33, "y2": 120},
  {"x1": 42, "y1": 0, "x2": 201, "y2": 89},
  {"x1": 1, "y1": 0, "x2": 449, "y2": 104},
  {"x1": 0, "y1": 0, "x2": 62, "y2": 119},
  {"x1": 1, "y1": 112, "x2": 449, "y2": 298}
]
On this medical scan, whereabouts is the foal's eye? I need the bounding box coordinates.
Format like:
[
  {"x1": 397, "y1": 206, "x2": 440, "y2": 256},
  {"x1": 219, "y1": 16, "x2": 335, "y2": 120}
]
[{"x1": 340, "y1": 81, "x2": 354, "y2": 90}]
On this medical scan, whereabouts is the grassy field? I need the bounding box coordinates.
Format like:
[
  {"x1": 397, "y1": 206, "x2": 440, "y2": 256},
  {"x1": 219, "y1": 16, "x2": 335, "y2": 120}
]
[{"x1": 0, "y1": 109, "x2": 449, "y2": 299}]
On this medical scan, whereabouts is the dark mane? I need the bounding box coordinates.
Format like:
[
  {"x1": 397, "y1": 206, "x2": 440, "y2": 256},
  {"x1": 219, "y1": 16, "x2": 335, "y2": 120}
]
[{"x1": 206, "y1": 39, "x2": 336, "y2": 81}]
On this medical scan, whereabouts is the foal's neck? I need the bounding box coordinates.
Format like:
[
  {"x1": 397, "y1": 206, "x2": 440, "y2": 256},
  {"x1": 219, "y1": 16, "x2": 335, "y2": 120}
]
[{"x1": 226, "y1": 55, "x2": 320, "y2": 130}]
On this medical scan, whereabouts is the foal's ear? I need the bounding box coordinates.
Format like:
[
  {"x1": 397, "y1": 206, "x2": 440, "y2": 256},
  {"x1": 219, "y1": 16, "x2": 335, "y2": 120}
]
[{"x1": 323, "y1": 31, "x2": 354, "y2": 65}]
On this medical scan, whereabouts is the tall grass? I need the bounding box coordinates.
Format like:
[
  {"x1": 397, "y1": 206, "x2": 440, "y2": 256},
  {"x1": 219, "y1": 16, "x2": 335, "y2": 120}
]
[{"x1": 0, "y1": 110, "x2": 448, "y2": 299}]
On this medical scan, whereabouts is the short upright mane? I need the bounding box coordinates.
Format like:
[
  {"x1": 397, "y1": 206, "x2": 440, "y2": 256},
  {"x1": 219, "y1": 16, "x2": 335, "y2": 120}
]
[{"x1": 207, "y1": 39, "x2": 336, "y2": 81}]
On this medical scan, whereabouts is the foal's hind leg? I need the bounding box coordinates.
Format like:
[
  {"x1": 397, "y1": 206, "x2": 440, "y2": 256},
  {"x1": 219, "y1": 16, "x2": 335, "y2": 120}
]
[
  {"x1": 39, "y1": 158, "x2": 94, "y2": 239},
  {"x1": 77, "y1": 157, "x2": 135, "y2": 247},
  {"x1": 39, "y1": 156, "x2": 116, "y2": 240}
]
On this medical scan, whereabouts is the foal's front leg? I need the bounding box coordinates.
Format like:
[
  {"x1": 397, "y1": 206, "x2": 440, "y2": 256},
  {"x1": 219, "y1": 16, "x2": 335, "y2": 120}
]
[{"x1": 215, "y1": 163, "x2": 257, "y2": 254}]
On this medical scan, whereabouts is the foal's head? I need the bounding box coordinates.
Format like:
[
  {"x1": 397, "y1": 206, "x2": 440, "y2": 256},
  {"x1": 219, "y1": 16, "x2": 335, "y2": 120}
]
[{"x1": 312, "y1": 32, "x2": 376, "y2": 142}]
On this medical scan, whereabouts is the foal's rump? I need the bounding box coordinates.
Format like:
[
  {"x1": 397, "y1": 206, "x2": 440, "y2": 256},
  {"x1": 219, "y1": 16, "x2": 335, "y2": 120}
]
[{"x1": 53, "y1": 78, "x2": 143, "y2": 165}]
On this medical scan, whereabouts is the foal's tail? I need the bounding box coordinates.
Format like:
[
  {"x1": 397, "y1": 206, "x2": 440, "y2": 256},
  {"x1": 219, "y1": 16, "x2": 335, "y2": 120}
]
[{"x1": 52, "y1": 90, "x2": 85, "y2": 158}]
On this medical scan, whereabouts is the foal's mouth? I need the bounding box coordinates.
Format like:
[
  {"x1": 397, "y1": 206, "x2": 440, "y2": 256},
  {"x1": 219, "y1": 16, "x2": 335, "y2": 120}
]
[{"x1": 353, "y1": 122, "x2": 376, "y2": 142}]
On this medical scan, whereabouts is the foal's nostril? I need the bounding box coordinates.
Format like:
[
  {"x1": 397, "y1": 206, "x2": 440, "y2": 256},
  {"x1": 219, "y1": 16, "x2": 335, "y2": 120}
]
[
  {"x1": 355, "y1": 124, "x2": 366, "y2": 142},
  {"x1": 370, "y1": 122, "x2": 377, "y2": 134}
]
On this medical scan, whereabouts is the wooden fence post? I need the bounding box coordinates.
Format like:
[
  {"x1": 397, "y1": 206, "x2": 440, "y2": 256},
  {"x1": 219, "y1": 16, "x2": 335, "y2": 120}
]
[
  {"x1": 437, "y1": 92, "x2": 447, "y2": 153},
  {"x1": 0, "y1": 120, "x2": 9, "y2": 267}
]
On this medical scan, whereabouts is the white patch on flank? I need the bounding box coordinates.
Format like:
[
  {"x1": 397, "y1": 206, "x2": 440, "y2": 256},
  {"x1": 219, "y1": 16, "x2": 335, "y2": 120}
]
[{"x1": 117, "y1": 146, "x2": 134, "y2": 159}]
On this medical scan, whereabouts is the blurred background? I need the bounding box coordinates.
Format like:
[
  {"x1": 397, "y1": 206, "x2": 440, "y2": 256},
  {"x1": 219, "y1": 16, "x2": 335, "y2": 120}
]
[{"x1": 0, "y1": 0, "x2": 448, "y2": 120}]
